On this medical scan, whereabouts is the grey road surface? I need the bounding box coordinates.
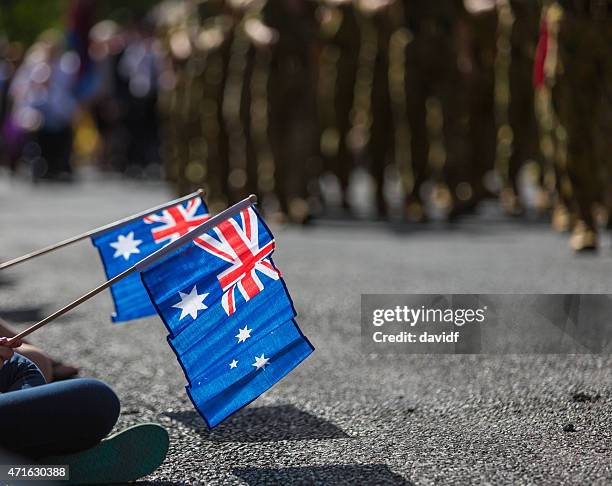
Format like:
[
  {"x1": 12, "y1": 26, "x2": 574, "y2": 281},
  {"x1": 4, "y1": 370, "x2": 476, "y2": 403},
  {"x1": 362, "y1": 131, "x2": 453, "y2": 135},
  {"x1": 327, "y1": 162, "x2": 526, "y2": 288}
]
[{"x1": 0, "y1": 176, "x2": 610, "y2": 485}]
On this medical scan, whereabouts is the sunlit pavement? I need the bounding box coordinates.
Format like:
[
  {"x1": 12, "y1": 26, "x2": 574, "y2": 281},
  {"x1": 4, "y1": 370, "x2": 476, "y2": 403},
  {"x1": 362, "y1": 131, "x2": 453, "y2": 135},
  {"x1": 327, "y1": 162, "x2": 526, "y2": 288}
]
[{"x1": 1, "y1": 173, "x2": 610, "y2": 485}]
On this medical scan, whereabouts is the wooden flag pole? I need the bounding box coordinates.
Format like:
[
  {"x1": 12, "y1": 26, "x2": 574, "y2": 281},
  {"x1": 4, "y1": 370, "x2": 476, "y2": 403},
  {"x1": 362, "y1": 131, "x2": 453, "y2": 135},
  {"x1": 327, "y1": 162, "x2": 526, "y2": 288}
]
[
  {"x1": 7, "y1": 194, "x2": 257, "y2": 345},
  {"x1": 0, "y1": 189, "x2": 205, "y2": 271}
]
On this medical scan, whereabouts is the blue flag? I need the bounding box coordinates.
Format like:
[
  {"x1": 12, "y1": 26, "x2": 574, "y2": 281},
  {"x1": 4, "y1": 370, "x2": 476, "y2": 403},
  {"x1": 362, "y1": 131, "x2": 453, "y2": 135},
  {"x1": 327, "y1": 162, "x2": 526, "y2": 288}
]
[
  {"x1": 91, "y1": 196, "x2": 209, "y2": 322},
  {"x1": 141, "y1": 205, "x2": 314, "y2": 427}
]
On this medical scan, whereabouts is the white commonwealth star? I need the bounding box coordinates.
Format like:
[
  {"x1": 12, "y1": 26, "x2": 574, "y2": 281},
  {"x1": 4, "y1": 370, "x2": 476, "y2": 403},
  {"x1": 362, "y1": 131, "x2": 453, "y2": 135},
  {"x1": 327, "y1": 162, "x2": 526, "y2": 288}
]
[
  {"x1": 110, "y1": 232, "x2": 142, "y2": 260},
  {"x1": 172, "y1": 285, "x2": 209, "y2": 320},
  {"x1": 229, "y1": 359, "x2": 238, "y2": 369},
  {"x1": 235, "y1": 325, "x2": 252, "y2": 343},
  {"x1": 252, "y1": 354, "x2": 270, "y2": 370}
]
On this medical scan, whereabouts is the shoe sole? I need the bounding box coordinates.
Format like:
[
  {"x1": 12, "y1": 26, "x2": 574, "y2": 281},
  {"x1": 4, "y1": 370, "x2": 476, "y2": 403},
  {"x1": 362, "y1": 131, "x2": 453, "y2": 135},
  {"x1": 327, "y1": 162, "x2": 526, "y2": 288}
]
[{"x1": 44, "y1": 423, "x2": 169, "y2": 485}]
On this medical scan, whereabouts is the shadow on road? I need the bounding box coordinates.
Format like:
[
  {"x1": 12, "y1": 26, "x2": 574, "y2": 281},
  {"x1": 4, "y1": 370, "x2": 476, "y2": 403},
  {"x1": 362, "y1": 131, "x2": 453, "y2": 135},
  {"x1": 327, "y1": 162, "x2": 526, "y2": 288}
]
[
  {"x1": 310, "y1": 201, "x2": 554, "y2": 235},
  {"x1": 0, "y1": 307, "x2": 80, "y2": 325},
  {"x1": 0, "y1": 307, "x2": 46, "y2": 323},
  {"x1": 232, "y1": 464, "x2": 414, "y2": 485},
  {"x1": 165, "y1": 404, "x2": 349, "y2": 442}
]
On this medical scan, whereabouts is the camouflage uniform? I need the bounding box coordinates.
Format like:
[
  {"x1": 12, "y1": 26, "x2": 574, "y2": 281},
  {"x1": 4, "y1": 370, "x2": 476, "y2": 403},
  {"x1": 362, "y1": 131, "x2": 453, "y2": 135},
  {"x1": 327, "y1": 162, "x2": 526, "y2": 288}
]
[
  {"x1": 159, "y1": 0, "x2": 233, "y2": 209},
  {"x1": 363, "y1": 0, "x2": 403, "y2": 218},
  {"x1": 533, "y1": 2, "x2": 575, "y2": 231},
  {"x1": 264, "y1": 0, "x2": 319, "y2": 222},
  {"x1": 318, "y1": 1, "x2": 361, "y2": 210},
  {"x1": 198, "y1": 3, "x2": 234, "y2": 210},
  {"x1": 553, "y1": 0, "x2": 612, "y2": 250},
  {"x1": 402, "y1": 0, "x2": 469, "y2": 221},
  {"x1": 461, "y1": 1, "x2": 498, "y2": 207},
  {"x1": 504, "y1": 0, "x2": 544, "y2": 214},
  {"x1": 223, "y1": 2, "x2": 258, "y2": 203}
]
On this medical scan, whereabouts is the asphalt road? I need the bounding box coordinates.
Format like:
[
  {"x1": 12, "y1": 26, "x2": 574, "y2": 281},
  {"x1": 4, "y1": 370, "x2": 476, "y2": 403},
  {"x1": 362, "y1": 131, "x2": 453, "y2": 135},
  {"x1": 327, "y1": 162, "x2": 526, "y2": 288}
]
[{"x1": 0, "y1": 175, "x2": 610, "y2": 485}]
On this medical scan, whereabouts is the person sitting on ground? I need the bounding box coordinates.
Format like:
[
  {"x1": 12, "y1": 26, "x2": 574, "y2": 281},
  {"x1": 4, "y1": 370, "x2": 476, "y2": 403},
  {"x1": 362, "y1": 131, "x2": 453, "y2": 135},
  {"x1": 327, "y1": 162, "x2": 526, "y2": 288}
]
[
  {"x1": 0, "y1": 317, "x2": 78, "y2": 382},
  {"x1": 0, "y1": 337, "x2": 169, "y2": 484}
]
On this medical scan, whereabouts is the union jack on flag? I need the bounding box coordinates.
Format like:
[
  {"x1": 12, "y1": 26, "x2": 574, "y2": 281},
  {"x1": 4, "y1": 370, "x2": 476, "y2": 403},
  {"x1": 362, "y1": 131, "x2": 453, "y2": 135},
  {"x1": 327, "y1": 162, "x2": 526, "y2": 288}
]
[
  {"x1": 92, "y1": 195, "x2": 209, "y2": 322},
  {"x1": 145, "y1": 198, "x2": 209, "y2": 245},
  {"x1": 141, "y1": 203, "x2": 313, "y2": 428},
  {"x1": 194, "y1": 208, "x2": 281, "y2": 316}
]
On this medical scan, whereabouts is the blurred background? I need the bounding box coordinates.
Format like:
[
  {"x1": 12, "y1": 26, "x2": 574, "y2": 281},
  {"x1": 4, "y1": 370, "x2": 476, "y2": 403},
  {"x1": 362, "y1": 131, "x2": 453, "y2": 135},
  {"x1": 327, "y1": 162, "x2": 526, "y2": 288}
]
[
  {"x1": 0, "y1": 0, "x2": 610, "y2": 251},
  {"x1": 2, "y1": 3, "x2": 611, "y2": 482}
]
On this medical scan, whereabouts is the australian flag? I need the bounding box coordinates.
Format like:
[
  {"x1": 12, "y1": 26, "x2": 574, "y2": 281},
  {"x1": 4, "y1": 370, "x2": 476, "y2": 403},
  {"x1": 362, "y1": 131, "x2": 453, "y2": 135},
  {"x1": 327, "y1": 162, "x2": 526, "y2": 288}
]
[
  {"x1": 91, "y1": 196, "x2": 209, "y2": 322},
  {"x1": 141, "y1": 205, "x2": 314, "y2": 427}
]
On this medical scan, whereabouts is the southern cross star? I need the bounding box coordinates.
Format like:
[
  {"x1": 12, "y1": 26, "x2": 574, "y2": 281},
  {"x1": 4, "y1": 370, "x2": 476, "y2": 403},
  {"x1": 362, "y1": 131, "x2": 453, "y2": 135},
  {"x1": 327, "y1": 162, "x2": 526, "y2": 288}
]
[
  {"x1": 172, "y1": 285, "x2": 209, "y2": 320},
  {"x1": 229, "y1": 359, "x2": 238, "y2": 369},
  {"x1": 235, "y1": 325, "x2": 252, "y2": 343},
  {"x1": 110, "y1": 231, "x2": 142, "y2": 260},
  {"x1": 252, "y1": 354, "x2": 270, "y2": 370}
]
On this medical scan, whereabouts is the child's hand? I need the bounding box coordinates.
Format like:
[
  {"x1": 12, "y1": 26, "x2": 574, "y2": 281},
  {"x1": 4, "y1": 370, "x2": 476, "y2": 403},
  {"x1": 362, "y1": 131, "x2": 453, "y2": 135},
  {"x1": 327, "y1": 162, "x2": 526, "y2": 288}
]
[{"x1": 0, "y1": 337, "x2": 21, "y2": 369}]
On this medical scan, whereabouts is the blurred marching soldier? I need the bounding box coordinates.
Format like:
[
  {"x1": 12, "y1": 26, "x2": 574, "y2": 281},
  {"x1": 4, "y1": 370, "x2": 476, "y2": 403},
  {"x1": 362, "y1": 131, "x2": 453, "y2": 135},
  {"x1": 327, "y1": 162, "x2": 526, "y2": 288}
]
[
  {"x1": 459, "y1": 0, "x2": 498, "y2": 211},
  {"x1": 223, "y1": 0, "x2": 258, "y2": 203},
  {"x1": 359, "y1": 0, "x2": 402, "y2": 219},
  {"x1": 552, "y1": 0, "x2": 612, "y2": 251},
  {"x1": 240, "y1": 9, "x2": 281, "y2": 209},
  {"x1": 402, "y1": 0, "x2": 470, "y2": 222},
  {"x1": 158, "y1": 0, "x2": 234, "y2": 209},
  {"x1": 533, "y1": 1, "x2": 574, "y2": 232},
  {"x1": 263, "y1": 0, "x2": 320, "y2": 223},
  {"x1": 542, "y1": 2, "x2": 569, "y2": 233},
  {"x1": 156, "y1": 0, "x2": 202, "y2": 194},
  {"x1": 196, "y1": 0, "x2": 234, "y2": 211},
  {"x1": 501, "y1": 0, "x2": 544, "y2": 215},
  {"x1": 224, "y1": 0, "x2": 279, "y2": 207},
  {"x1": 317, "y1": 0, "x2": 361, "y2": 212}
]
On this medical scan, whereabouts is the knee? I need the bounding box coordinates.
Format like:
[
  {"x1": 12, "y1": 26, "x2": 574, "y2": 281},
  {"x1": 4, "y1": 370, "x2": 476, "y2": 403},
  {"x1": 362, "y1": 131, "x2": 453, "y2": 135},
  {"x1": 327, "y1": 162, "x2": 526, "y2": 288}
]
[{"x1": 67, "y1": 379, "x2": 120, "y2": 441}]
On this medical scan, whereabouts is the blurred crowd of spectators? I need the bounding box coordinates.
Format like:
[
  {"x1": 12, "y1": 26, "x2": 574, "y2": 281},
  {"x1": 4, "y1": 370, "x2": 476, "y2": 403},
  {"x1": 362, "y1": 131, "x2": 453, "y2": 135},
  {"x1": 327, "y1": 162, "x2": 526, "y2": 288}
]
[{"x1": 0, "y1": 0, "x2": 163, "y2": 180}]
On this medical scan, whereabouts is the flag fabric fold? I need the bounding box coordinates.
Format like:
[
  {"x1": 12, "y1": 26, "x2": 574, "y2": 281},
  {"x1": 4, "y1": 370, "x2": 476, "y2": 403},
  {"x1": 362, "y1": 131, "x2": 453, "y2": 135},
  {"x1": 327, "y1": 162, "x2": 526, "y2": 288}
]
[
  {"x1": 141, "y1": 205, "x2": 314, "y2": 428},
  {"x1": 91, "y1": 196, "x2": 209, "y2": 322}
]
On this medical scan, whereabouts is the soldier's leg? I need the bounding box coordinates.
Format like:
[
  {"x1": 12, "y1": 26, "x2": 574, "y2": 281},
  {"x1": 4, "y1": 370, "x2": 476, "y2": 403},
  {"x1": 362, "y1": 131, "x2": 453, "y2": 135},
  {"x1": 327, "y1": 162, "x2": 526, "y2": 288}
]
[
  {"x1": 404, "y1": 42, "x2": 429, "y2": 221},
  {"x1": 439, "y1": 41, "x2": 471, "y2": 218},
  {"x1": 268, "y1": 69, "x2": 316, "y2": 222},
  {"x1": 465, "y1": 8, "x2": 498, "y2": 204},
  {"x1": 267, "y1": 83, "x2": 290, "y2": 216},
  {"x1": 597, "y1": 15, "x2": 612, "y2": 228},
  {"x1": 505, "y1": 0, "x2": 543, "y2": 213},
  {"x1": 286, "y1": 77, "x2": 318, "y2": 222},
  {"x1": 335, "y1": 56, "x2": 358, "y2": 210},
  {"x1": 506, "y1": 54, "x2": 539, "y2": 213},
  {"x1": 540, "y1": 4, "x2": 574, "y2": 231},
  {"x1": 370, "y1": 51, "x2": 393, "y2": 218},
  {"x1": 241, "y1": 47, "x2": 259, "y2": 199},
  {"x1": 557, "y1": 14, "x2": 601, "y2": 250},
  {"x1": 208, "y1": 44, "x2": 232, "y2": 208}
]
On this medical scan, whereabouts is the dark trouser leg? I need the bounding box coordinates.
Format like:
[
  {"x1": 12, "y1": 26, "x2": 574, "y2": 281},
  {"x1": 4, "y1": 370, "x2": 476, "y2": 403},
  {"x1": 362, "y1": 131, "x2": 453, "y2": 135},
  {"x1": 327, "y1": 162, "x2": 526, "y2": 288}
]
[
  {"x1": 0, "y1": 353, "x2": 46, "y2": 392},
  {"x1": 370, "y1": 55, "x2": 393, "y2": 217},
  {"x1": 439, "y1": 58, "x2": 470, "y2": 209},
  {"x1": 404, "y1": 58, "x2": 428, "y2": 203},
  {"x1": 37, "y1": 129, "x2": 72, "y2": 178},
  {"x1": 0, "y1": 378, "x2": 120, "y2": 458},
  {"x1": 508, "y1": 58, "x2": 539, "y2": 195},
  {"x1": 335, "y1": 58, "x2": 358, "y2": 206},
  {"x1": 557, "y1": 16, "x2": 602, "y2": 231}
]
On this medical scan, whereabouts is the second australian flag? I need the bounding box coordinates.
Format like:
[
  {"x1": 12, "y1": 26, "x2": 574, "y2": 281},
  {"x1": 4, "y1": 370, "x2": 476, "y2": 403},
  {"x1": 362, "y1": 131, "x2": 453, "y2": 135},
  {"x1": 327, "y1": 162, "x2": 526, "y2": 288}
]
[{"x1": 141, "y1": 205, "x2": 314, "y2": 427}]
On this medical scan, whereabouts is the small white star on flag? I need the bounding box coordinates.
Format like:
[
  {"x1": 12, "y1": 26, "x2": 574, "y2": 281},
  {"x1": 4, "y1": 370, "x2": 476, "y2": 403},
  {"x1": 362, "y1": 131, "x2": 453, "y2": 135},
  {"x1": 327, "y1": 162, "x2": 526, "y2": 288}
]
[
  {"x1": 229, "y1": 359, "x2": 238, "y2": 369},
  {"x1": 252, "y1": 354, "x2": 270, "y2": 370},
  {"x1": 172, "y1": 285, "x2": 209, "y2": 320},
  {"x1": 110, "y1": 231, "x2": 142, "y2": 260},
  {"x1": 235, "y1": 325, "x2": 252, "y2": 343}
]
